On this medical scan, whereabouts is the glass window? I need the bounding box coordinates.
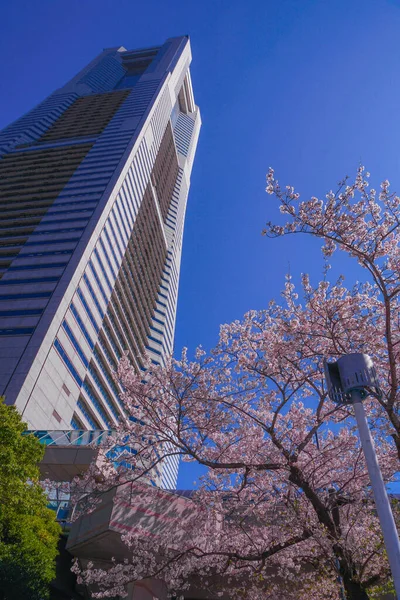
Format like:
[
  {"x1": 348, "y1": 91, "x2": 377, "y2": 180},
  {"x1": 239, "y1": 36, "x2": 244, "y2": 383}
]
[{"x1": 54, "y1": 338, "x2": 82, "y2": 387}]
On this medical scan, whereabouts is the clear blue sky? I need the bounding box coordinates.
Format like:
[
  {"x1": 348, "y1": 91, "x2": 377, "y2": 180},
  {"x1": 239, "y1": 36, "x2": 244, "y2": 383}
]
[{"x1": 1, "y1": 0, "x2": 400, "y2": 487}]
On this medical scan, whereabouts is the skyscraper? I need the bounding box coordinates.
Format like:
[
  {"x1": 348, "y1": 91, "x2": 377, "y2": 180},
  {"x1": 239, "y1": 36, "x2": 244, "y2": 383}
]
[{"x1": 0, "y1": 36, "x2": 200, "y2": 488}]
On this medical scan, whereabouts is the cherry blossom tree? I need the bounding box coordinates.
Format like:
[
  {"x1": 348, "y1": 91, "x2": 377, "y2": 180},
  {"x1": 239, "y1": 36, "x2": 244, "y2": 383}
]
[
  {"x1": 70, "y1": 166, "x2": 400, "y2": 600},
  {"x1": 72, "y1": 296, "x2": 398, "y2": 600},
  {"x1": 264, "y1": 166, "x2": 400, "y2": 459}
]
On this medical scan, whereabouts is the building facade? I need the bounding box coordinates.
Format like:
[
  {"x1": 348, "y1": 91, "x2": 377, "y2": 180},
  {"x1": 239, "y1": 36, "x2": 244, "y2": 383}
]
[{"x1": 0, "y1": 36, "x2": 201, "y2": 489}]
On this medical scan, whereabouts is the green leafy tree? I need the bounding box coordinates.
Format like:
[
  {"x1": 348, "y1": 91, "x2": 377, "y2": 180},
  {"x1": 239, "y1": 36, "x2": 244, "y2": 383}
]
[{"x1": 0, "y1": 397, "x2": 61, "y2": 600}]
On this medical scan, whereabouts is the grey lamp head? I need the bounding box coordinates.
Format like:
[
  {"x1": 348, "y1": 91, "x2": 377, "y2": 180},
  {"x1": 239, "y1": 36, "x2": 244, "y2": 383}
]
[{"x1": 324, "y1": 353, "x2": 381, "y2": 404}]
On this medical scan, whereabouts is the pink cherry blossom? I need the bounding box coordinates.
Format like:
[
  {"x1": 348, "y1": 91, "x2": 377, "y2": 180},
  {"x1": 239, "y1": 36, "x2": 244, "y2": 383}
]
[
  {"x1": 69, "y1": 166, "x2": 400, "y2": 600},
  {"x1": 71, "y1": 287, "x2": 398, "y2": 599},
  {"x1": 264, "y1": 166, "x2": 400, "y2": 459}
]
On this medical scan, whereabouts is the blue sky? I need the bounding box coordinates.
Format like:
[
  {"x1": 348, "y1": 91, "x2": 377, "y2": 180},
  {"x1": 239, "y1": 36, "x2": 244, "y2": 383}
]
[{"x1": 1, "y1": 0, "x2": 400, "y2": 487}]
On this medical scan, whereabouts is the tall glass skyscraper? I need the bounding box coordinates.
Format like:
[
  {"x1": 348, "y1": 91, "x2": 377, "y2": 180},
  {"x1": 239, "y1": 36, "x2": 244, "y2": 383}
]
[{"x1": 0, "y1": 36, "x2": 200, "y2": 488}]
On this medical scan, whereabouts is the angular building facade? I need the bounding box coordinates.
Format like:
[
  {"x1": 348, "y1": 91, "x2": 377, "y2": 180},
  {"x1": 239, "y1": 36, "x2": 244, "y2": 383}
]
[{"x1": 0, "y1": 36, "x2": 200, "y2": 488}]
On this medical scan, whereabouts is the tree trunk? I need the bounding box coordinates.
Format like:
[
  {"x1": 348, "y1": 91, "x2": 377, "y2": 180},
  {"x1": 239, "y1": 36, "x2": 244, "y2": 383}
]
[
  {"x1": 289, "y1": 466, "x2": 372, "y2": 600},
  {"x1": 341, "y1": 573, "x2": 370, "y2": 600},
  {"x1": 391, "y1": 431, "x2": 400, "y2": 464}
]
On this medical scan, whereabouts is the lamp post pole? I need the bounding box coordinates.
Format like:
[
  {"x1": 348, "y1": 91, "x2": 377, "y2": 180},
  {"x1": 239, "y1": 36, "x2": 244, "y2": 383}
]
[
  {"x1": 324, "y1": 354, "x2": 400, "y2": 598},
  {"x1": 351, "y1": 390, "x2": 400, "y2": 598}
]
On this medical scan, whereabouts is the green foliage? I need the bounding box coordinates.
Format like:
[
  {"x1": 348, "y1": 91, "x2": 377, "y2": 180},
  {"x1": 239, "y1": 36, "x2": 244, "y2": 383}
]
[
  {"x1": 0, "y1": 397, "x2": 61, "y2": 599},
  {"x1": 368, "y1": 578, "x2": 395, "y2": 600}
]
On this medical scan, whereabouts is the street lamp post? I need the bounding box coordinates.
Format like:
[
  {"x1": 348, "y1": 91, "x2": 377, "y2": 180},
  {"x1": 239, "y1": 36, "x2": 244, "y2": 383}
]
[{"x1": 324, "y1": 353, "x2": 400, "y2": 599}]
